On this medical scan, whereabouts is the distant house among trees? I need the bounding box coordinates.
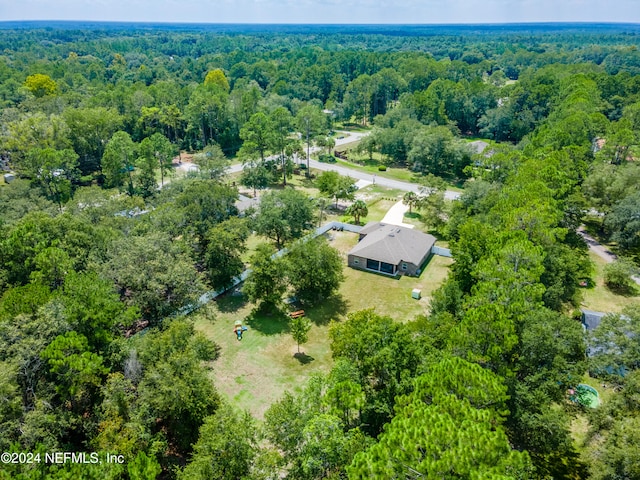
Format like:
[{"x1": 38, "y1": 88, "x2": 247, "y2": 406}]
[
  {"x1": 235, "y1": 195, "x2": 260, "y2": 215},
  {"x1": 468, "y1": 140, "x2": 491, "y2": 155},
  {"x1": 347, "y1": 222, "x2": 436, "y2": 277}
]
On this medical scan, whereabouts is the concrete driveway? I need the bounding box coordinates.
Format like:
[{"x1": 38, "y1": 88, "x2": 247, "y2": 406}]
[{"x1": 381, "y1": 201, "x2": 414, "y2": 229}]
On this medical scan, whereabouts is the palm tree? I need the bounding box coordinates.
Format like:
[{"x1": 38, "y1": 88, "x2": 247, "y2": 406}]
[
  {"x1": 403, "y1": 191, "x2": 420, "y2": 214},
  {"x1": 347, "y1": 200, "x2": 368, "y2": 225}
]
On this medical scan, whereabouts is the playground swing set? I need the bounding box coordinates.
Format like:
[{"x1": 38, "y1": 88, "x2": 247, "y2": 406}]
[{"x1": 233, "y1": 320, "x2": 248, "y2": 341}]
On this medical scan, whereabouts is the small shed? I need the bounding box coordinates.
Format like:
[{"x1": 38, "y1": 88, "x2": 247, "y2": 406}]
[
  {"x1": 411, "y1": 289, "x2": 421, "y2": 300},
  {"x1": 4, "y1": 173, "x2": 16, "y2": 184}
]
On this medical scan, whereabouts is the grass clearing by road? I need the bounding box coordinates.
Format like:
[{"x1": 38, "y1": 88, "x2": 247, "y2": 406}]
[
  {"x1": 334, "y1": 158, "x2": 418, "y2": 183},
  {"x1": 356, "y1": 184, "x2": 405, "y2": 199},
  {"x1": 328, "y1": 149, "x2": 414, "y2": 183},
  {"x1": 334, "y1": 123, "x2": 371, "y2": 133},
  {"x1": 580, "y1": 251, "x2": 640, "y2": 313}
]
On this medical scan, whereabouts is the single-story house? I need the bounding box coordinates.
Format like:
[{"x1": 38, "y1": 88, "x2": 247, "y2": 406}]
[{"x1": 347, "y1": 222, "x2": 436, "y2": 277}]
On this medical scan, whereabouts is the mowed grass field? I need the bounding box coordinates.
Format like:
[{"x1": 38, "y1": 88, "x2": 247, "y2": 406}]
[
  {"x1": 192, "y1": 230, "x2": 453, "y2": 418},
  {"x1": 192, "y1": 299, "x2": 335, "y2": 419}
]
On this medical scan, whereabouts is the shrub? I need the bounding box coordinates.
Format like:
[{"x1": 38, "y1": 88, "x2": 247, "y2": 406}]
[
  {"x1": 378, "y1": 165, "x2": 387, "y2": 171},
  {"x1": 318, "y1": 154, "x2": 336, "y2": 164},
  {"x1": 604, "y1": 258, "x2": 637, "y2": 293}
]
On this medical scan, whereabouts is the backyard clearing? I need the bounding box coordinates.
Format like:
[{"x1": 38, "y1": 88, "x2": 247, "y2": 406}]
[{"x1": 193, "y1": 229, "x2": 453, "y2": 418}]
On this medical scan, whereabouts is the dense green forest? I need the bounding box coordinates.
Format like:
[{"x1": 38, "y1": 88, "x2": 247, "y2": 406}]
[{"x1": 1, "y1": 23, "x2": 640, "y2": 479}]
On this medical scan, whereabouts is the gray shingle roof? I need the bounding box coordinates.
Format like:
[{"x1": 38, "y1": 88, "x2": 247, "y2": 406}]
[
  {"x1": 581, "y1": 309, "x2": 607, "y2": 331},
  {"x1": 348, "y1": 222, "x2": 436, "y2": 265},
  {"x1": 468, "y1": 140, "x2": 490, "y2": 154}
]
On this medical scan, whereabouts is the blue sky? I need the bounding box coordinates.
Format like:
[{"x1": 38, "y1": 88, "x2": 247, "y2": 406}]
[{"x1": 1, "y1": 0, "x2": 640, "y2": 24}]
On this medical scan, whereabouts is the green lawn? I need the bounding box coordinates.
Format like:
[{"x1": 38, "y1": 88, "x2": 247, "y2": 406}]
[
  {"x1": 192, "y1": 300, "x2": 335, "y2": 419},
  {"x1": 361, "y1": 197, "x2": 401, "y2": 223},
  {"x1": 581, "y1": 373, "x2": 616, "y2": 406},
  {"x1": 334, "y1": 123, "x2": 371, "y2": 133},
  {"x1": 240, "y1": 233, "x2": 267, "y2": 264},
  {"x1": 570, "y1": 373, "x2": 619, "y2": 451},
  {"x1": 192, "y1": 229, "x2": 453, "y2": 418},
  {"x1": 356, "y1": 184, "x2": 405, "y2": 199},
  {"x1": 328, "y1": 149, "x2": 417, "y2": 184},
  {"x1": 580, "y1": 251, "x2": 640, "y2": 313},
  {"x1": 335, "y1": 158, "x2": 419, "y2": 183},
  {"x1": 325, "y1": 230, "x2": 453, "y2": 319},
  {"x1": 340, "y1": 255, "x2": 453, "y2": 320},
  {"x1": 402, "y1": 211, "x2": 431, "y2": 231},
  {"x1": 570, "y1": 413, "x2": 591, "y2": 452}
]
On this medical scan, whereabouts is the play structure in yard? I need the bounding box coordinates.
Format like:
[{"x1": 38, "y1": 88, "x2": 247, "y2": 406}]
[
  {"x1": 569, "y1": 384, "x2": 600, "y2": 408},
  {"x1": 233, "y1": 320, "x2": 248, "y2": 341}
]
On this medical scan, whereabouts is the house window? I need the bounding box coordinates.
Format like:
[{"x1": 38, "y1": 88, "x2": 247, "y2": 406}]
[
  {"x1": 367, "y1": 258, "x2": 380, "y2": 271},
  {"x1": 380, "y1": 262, "x2": 394, "y2": 274},
  {"x1": 354, "y1": 259, "x2": 359, "y2": 264},
  {"x1": 402, "y1": 263, "x2": 407, "y2": 270}
]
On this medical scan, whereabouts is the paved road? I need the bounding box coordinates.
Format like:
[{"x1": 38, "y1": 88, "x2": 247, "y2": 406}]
[
  {"x1": 333, "y1": 130, "x2": 370, "y2": 147},
  {"x1": 231, "y1": 156, "x2": 461, "y2": 201},
  {"x1": 320, "y1": 130, "x2": 461, "y2": 199},
  {"x1": 199, "y1": 129, "x2": 462, "y2": 201},
  {"x1": 307, "y1": 158, "x2": 461, "y2": 200},
  {"x1": 578, "y1": 227, "x2": 640, "y2": 285}
]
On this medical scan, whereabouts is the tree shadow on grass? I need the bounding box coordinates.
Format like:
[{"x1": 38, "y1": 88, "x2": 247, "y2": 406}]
[
  {"x1": 293, "y1": 352, "x2": 315, "y2": 365},
  {"x1": 297, "y1": 176, "x2": 316, "y2": 189},
  {"x1": 215, "y1": 290, "x2": 248, "y2": 313},
  {"x1": 304, "y1": 294, "x2": 349, "y2": 326},
  {"x1": 605, "y1": 284, "x2": 639, "y2": 297},
  {"x1": 245, "y1": 306, "x2": 290, "y2": 335}
]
